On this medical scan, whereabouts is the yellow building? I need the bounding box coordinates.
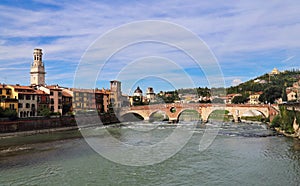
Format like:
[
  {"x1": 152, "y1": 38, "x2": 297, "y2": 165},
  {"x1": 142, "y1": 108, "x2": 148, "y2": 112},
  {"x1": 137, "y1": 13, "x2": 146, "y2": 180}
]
[
  {"x1": 271, "y1": 68, "x2": 280, "y2": 75},
  {"x1": 0, "y1": 84, "x2": 18, "y2": 112},
  {"x1": 7, "y1": 84, "x2": 37, "y2": 117},
  {"x1": 249, "y1": 92, "x2": 263, "y2": 104}
]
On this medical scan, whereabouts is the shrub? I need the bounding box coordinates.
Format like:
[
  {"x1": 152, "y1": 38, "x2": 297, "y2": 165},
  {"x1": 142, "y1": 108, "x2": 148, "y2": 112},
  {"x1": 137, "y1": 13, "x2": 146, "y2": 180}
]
[{"x1": 270, "y1": 115, "x2": 281, "y2": 128}]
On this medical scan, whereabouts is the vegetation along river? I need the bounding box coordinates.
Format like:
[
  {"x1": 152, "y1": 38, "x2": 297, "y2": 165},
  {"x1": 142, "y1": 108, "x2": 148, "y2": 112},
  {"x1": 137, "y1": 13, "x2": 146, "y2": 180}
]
[{"x1": 0, "y1": 121, "x2": 300, "y2": 185}]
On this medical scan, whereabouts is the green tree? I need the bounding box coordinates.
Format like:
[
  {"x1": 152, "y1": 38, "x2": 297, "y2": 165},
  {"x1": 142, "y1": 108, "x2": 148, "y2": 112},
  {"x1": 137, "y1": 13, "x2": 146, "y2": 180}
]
[
  {"x1": 62, "y1": 103, "x2": 72, "y2": 115},
  {"x1": 0, "y1": 108, "x2": 17, "y2": 120},
  {"x1": 282, "y1": 87, "x2": 287, "y2": 102},
  {"x1": 232, "y1": 95, "x2": 249, "y2": 104},
  {"x1": 38, "y1": 106, "x2": 51, "y2": 117},
  {"x1": 259, "y1": 86, "x2": 282, "y2": 104}
]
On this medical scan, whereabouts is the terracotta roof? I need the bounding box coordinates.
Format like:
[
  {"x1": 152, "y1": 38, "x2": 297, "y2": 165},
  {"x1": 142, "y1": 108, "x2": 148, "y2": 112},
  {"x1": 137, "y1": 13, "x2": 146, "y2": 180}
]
[
  {"x1": 251, "y1": 91, "x2": 263, "y2": 95},
  {"x1": 35, "y1": 90, "x2": 49, "y2": 95},
  {"x1": 46, "y1": 85, "x2": 62, "y2": 90},
  {"x1": 18, "y1": 92, "x2": 37, "y2": 95},
  {"x1": 9, "y1": 85, "x2": 34, "y2": 90},
  {"x1": 226, "y1": 93, "x2": 241, "y2": 98},
  {"x1": 72, "y1": 88, "x2": 95, "y2": 93},
  {"x1": 95, "y1": 89, "x2": 110, "y2": 94},
  {"x1": 62, "y1": 91, "x2": 72, "y2": 97}
]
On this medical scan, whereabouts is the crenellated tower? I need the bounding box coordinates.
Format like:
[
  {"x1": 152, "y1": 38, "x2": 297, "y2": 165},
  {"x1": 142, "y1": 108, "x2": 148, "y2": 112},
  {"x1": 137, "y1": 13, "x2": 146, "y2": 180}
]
[{"x1": 30, "y1": 48, "x2": 46, "y2": 86}]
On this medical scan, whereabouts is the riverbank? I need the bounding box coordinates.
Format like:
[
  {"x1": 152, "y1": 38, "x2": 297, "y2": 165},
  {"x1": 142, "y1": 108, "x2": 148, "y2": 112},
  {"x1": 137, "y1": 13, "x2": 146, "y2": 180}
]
[
  {"x1": 274, "y1": 126, "x2": 300, "y2": 140},
  {"x1": 0, "y1": 113, "x2": 120, "y2": 135},
  {"x1": 0, "y1": 125, "x2": 79, "y2": 139}
]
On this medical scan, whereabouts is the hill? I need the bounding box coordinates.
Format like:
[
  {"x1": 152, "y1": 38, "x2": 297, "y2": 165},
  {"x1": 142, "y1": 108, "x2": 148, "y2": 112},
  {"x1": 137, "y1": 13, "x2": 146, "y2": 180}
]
[{"x1": 226, "y1": 69, "x2": 300, "y2": 95}]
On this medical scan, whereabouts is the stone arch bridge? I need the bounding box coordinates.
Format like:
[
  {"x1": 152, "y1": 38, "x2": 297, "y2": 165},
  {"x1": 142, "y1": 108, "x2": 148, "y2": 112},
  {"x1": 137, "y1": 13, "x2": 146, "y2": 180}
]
[{"x1": 119, "y1": 103, "x2": 279, "y2": 122}]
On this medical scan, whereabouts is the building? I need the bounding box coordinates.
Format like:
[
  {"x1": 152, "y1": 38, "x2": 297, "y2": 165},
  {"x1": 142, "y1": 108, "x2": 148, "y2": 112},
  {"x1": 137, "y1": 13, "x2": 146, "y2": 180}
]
[
  {"x1": 62, "y1": 89, "x2": 73, "y2": 115},
  {"x1": 132, "y1": 86, "x2": 143, "y2": 105},
  {"x1": 70, "y1": 88, "x2": 110, "y2": 114},
  {"x1": 39, "y1": 85, "x2": 62, "y2": 114},
  {"x1": 0, "y1": 84, "x2": 18, "y2": 112},
  {"x1": 285, "y1": 80, "x2": 300, "y2": 102},
  {"x1": 270, "y1": 68, "x2": 280, "y2": 75},
  {"x1": 30, "y1": 48, "x2": 46, "y2": 86},
  {"x1": 226, "y1": 93, "x2": 242, "y2": 104},
  {"x1": 7, "y1": 85, "x2": 38, "y2": 117},
  {"x1": 287, "y1": 90, "x2": 297, "y2": 102},
  {"x1": 146, "y1": 87, "x2": 156, "y2": 102},
  {"x1": 95, "y1": 89, "x2": 110, "y2": 113},
  {"x1": 35, "y1": 90, "x2": 50, "y2": 116},
  {"x1": 109, "y1": 80, "x2": 128, "y2": 108},
  {"x1": 249, "y1": 92, "x2": 263, "y2": 104}
]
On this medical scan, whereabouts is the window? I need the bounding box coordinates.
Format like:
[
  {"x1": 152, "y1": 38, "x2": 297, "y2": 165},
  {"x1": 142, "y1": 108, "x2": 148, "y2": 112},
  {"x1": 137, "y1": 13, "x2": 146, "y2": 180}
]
[
  {"x1": 18, "y1": 103, "x2": 22, "y2": 108},
  {"x1": 32, "y1": 95, "x2": 35, "y2": 100},
  {"x1": 50, "y1": 91, "x2": 53, "y2": 96},
  {"x1": 26, "y1": 103, "x2": 30, "y2": 108},
  {"x1": 19, "y1": 94, "x2": 24, "y2": 100},
  {"x1": 50, "y1": 106, "x2": 54, "y2": 112},
  {"x1": 6, "y1": 89, "x2": 11, "y2": 94},
  {"x1": 58, "y1": 99, "x2": 62, "y2": 104},
  {"x1": 9, "y1": 104, "x2": 15, "y2": 110},
  {"x1": 58, "y1": 106, "x2": 61, "y2": 109},
  {"x1": 58, "y1": 92, "x2": 62, "y2": 97},
  {"x1": 26, "y1": 95, "x2": 31, "y2": 100},
  {"x1": 50, "y1": 98, "x2": 54, "y2": 104},
  {"x1": 0, "y1": 89, "x2": 2, "y2": 94}
]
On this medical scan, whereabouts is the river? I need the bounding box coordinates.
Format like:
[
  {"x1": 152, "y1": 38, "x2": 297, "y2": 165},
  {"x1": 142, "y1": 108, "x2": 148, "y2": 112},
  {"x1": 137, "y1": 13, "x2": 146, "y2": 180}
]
[{"x1": 0, "y1": 121, "x2": 300, "y2": 186}]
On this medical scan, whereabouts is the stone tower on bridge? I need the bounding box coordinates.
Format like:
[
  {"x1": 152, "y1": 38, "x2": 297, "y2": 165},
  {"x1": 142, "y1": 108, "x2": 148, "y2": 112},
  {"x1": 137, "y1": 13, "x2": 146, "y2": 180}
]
[
  {"x1": 110, "y1": 80, "x2": 122, "y2": 108},
  {"x1": 30, "y1": 48, "x2": 46, "y2": 86}
]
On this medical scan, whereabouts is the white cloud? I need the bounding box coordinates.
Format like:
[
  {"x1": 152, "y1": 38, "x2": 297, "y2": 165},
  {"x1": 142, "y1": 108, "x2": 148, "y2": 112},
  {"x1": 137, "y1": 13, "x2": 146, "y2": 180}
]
[
  {"x1": 0, "y1": 0, "x2": 299, "y2": 88},
  {"x1": 231, "y1": 79, "x2": 243, "y2": 86}
]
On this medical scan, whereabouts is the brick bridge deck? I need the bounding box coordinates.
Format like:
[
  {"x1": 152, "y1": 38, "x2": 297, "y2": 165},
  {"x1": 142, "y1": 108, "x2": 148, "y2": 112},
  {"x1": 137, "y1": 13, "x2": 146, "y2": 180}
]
[{"x1": 120, "y1": 103, "x2": 279, "y2": 122}]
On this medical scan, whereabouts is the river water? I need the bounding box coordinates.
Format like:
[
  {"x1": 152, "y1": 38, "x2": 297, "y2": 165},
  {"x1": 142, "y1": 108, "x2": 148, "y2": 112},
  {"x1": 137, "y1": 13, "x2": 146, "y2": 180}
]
[{"x1": 1, "y1": 121, "x2": 300, "y2": 186}]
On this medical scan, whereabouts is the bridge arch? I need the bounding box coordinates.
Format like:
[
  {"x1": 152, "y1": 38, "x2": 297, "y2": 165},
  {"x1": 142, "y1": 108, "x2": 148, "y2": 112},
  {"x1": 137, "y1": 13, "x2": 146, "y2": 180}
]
[
  {"x1": 177, "y1": 108, "x2": 201, "y2": 122},
  {"x1": 239, "y1": 109, "x2": 267, "y2": 122},
  {"x1": 206, "y1": 108, "x2": 234, "y2": 122},
  {"x1": 149, "y1": 110, "x2": 169, "y2": 122},
  {"x1": 121, "y1": 111, "x2": 145, "y2": 122}
]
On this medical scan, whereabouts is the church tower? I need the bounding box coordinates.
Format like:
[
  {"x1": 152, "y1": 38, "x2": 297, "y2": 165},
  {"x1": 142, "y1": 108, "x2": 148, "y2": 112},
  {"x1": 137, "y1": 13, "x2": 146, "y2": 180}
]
[{"x1": 30, "y1": 48, "x2": 46, "y2": 86}]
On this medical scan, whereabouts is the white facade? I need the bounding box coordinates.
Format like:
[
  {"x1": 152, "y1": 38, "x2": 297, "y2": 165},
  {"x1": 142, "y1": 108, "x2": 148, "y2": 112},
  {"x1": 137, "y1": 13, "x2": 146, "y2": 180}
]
[{"x1": 30, "y1": 48, "x2": 46, "y2": 86}]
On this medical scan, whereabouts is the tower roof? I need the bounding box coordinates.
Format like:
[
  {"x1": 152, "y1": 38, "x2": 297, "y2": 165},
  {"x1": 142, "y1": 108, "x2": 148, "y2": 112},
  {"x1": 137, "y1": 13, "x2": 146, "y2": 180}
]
[{"x1": 134, "y1": 86, "x2": 143, "y2": 93}]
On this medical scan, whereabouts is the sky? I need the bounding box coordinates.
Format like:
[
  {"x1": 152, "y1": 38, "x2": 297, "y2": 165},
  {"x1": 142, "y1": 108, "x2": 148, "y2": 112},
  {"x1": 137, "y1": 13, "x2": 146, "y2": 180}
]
[{"x1": 1, "y1": 0, "x2": 300, "y2": 94}]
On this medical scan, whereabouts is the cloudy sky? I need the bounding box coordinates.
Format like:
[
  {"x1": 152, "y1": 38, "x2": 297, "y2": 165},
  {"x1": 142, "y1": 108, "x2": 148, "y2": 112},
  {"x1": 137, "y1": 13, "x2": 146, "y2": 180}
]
[{"x1": 1, "y1": 0, "x2": 299, "y2": 93}]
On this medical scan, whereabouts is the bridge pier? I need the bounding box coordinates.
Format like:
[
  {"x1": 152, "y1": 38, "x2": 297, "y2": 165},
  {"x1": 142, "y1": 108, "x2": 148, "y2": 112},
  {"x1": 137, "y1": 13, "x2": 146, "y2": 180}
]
[
  {"x1": 233, "y1": 115, "x2": 241, "y2": 122},
  {"x1": 169, "y1": 118, "x2": 178, "y2": 123}
]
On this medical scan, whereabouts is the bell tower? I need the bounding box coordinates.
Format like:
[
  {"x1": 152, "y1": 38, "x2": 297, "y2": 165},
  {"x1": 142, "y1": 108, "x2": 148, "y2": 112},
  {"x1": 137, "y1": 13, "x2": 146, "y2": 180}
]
[{"x1": 30, "y1": 48, "x2": 46, "y2": 86}]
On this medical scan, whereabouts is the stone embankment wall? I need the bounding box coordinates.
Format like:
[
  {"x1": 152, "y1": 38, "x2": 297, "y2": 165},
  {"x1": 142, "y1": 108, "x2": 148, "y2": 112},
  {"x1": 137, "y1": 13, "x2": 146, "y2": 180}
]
[
  {"x1": 0, "y1": 117, "x2": 76, "y2": 133},
  {"x1": 0, "y1": 114, "x2": 120, "y2": 133}
]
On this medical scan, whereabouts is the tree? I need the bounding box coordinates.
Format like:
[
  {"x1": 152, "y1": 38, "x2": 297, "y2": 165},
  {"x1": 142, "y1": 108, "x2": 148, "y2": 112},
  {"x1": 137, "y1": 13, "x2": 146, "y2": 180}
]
[
  {"x1": 212, "y1": 98, "x2": 225, "y2": 104},
  {"x1": 259, "y1": 86, "x2": 282, "y2": 104},
  {"x1": 282, "y1": 87, "x2": 287, "y2": 102},
  {"x1": 62, "y1": 103, "x2": 72, "y2": 115},
  {"x1": 0, "y1": 108, "x2": 17, "y2": 120},
  {"x1": 232, "y1": 95, "x2": 249, "y2": 104},
  {"x1": 38, "y1": 106, "x2": 51, "y2": 117}
]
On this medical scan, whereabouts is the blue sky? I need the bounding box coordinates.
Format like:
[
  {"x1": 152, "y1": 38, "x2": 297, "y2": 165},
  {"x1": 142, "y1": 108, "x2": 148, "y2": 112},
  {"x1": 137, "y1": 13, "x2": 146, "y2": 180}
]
[{"x1": 1, "y1": 0, "x2": 300, "y2": 94}]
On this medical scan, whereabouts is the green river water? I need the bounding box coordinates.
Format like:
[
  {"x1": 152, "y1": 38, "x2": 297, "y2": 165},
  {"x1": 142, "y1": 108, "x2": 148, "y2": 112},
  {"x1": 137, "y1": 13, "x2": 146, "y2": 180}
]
[{"x1": 0, "y1": 121, "x2": 300, "y2": 186}]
